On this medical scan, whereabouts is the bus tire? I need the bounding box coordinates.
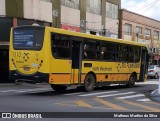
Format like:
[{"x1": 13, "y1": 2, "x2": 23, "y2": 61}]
[
  {"x1": 50, "y1": 84, "x2": 67, "y2": 92},
  {"x1": 84, "y1": 74, "x2": 95, "y2": 92},
  {"x1": 126, "y1": 74, "x2": 136, "y2": 88}
]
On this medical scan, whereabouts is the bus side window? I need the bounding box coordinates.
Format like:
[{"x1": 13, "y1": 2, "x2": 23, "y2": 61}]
[
  {"x1": 52, "y1": 45, "x2": 59, "y2": 57},
  {"x1": 51, "y1": 34, "x2": 60, "y2": 58},
  {"x1": 51, "y1": 34, "x2": 71, "y2": 59},
  {"x1": 83, "y1": 41, "x2": 98, "y2": 60},
  {"x1": 83, "y1": 44, "x2": 88, "y2": 59}
]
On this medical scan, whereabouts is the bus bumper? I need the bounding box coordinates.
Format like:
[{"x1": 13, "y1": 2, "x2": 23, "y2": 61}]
[{"x1": 9, "y1": 70, "x2": 49, "y2": 83}]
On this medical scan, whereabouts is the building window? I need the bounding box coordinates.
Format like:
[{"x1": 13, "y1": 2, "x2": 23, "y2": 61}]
[
  {"x1": 61, "y1": 0, "x2": 79, "y2": 9},
  {"x1": 87, "y1": 0, "x2": 101, "y2": 15},
  {"x1": 125, "y1": 23, "x2": 132, "y2": 35},
  {"x1": 106, "y1": 2, "x2": 118, "y2": 19},
  {"x1": 40, "y1": 0, "x2": 51, "y2": 2},
  {"x1": 154, "y1": 31, "x2": 159, "y2": 40},
  {"x1": 136, "y1": 26, "x2": 142, "y2": 34},
  {"x1": 145, "y1": 28, "x2": 151, "y2": 36}
]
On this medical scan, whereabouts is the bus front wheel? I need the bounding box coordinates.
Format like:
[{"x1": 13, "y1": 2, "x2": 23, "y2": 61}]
[
  {"x1": 50, "y1": 84, "x2": 67, "y2": 92},
  {"x1": 84, "y1": 74, "x2": 95, "y2": 92},
  {"x1": 126, "y1": 74, "x2": 136, "y2": 88}
]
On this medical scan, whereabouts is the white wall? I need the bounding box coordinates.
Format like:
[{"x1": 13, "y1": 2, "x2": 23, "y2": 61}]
[
  {"x1": 0, "y1": 0, "x2": 6, "y2": 16},
  {"x1": 86, "y1": 12, "x2": 101, "y2": 32},
  {"x1": 61, "y1": 6, "x2": 80, "y2": 27},
  {"x1": 40, "y1": 1, "x2": 52, "y2": 22},
  {"x1": 24, "y1": 0, "x2": 52, "y2": 22},
  {"x1": 105, "y1": 17, "x2": 118, "y2": 34}
]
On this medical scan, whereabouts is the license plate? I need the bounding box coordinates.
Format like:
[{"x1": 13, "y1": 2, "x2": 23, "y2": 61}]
[{"x1": 23, "y1": 67, "x2": 30, "y2": 71}]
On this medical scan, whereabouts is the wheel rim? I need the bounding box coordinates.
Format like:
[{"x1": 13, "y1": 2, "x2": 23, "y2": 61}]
[
  {"x1": 86, "y1": 78, "x2": 92, "y2": 88},
  {"x1": 155, "y1": 74, "x2": 158, "y2": 79}
]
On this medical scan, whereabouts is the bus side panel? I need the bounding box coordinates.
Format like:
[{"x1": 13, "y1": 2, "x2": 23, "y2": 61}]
[
  {"x1": 49, "y1": 59, "x2": 72, "y2": 84},
  {"x1": 49, "y1": 74, "x2": 71, "y2": 84},
  {"x1": 81, "y1": 61, "x2": 140, "y2": 84},
  {"x1": 38, "y1": 28, "x2": 51, "y2": 74}
]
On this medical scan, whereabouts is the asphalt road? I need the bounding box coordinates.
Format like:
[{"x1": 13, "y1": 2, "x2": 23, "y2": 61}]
[{"x1": 0, "y1": 79, "x2": 160, "y2": 121}]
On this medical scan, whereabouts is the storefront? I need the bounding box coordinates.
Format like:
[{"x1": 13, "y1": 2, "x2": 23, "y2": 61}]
[{"x1": 61, "y1": 24, "x2": 80, "y2": 32}]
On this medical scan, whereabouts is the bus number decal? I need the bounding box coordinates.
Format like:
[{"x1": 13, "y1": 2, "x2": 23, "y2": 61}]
[{"x1": 117, "y1": 63, "x2": 140, "y2": 72}]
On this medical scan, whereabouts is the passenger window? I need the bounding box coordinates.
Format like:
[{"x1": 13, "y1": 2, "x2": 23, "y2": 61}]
[
  {"x1": 51, "y1": 34, "x2": 71, "y2": 59},
  {"x1": 83, "y1": 41, "x2": 100, "y2": 60},
  {"x1": 101, "y1": 42, "x2": 117, "y2": 61}
]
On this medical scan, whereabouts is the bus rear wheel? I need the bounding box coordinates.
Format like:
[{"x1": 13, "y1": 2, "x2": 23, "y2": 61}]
[
  {"x1": 126, "y1": 74, "x2": 136, "y2": 88},
  {"x1": 84, "y1": 74, "x2": 95, "y2": 92},
  {"x1": 50, "y1": 84, "x2": 67, "y2": 92}
]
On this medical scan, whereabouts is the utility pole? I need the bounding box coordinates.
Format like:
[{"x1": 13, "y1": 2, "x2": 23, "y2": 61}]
[
  {"x1": 52, "y1": 10, "x2": 59, "y2": 28},
  {"x1": 136, "y1": 33, "x2": 139, "y2": 42}
]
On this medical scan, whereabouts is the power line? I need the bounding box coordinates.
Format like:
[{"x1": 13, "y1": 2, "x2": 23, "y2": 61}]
[
  {"x1": 108, "y1": 0, "x2": 160, "y2": 33},
  {"x1": 122, "y1": 0, "x2": 160, "y2": 21},
  {"x1": 132, "y1": 0, "x2": 160, "y2": 21}
]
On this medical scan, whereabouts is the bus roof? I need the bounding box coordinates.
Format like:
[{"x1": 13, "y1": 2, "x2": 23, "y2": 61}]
[{"x1": 46, "y1": 27, "x2": 147, "y2": 47}]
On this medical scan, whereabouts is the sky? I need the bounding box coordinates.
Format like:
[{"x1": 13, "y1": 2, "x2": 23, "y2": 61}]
[{"x1": 121, "y1": 0, "x2": 160, "y2": 21}]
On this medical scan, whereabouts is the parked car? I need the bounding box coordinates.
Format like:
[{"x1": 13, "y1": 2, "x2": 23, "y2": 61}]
[{"x1": 147, "y1": 65, "x2": 160, "y2": 79}]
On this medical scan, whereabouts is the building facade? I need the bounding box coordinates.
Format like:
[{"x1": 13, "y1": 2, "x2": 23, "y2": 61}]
[
  {"x1": 119, "y1": 9, "x2": 160, "y2": 65},
  {"x1": 0, "y1": 0, "x2": 121, "y2": 47},
  {"x1": 0, "y1": 0, "x2": 121, "y2": 81},
  {"x1": 53, "y1": 0, "x2": 120, "y2": 38}
]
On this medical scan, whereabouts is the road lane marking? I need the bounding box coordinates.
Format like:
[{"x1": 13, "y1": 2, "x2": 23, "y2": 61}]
[
  {"x1": 136, "y1": 98, "x2": 151, "y2": 102},
  {"x1": 117, "y1": 99, "x2": 160, "y2": 112},
  {"x1": 55, "y1": 100, "x2": 113, "y2": 110},
  {"x1": 97, "y1": 92, "x2": 135, "y2": 98},
  {"x1": 94, "y1": 98, "x2": 128, "y2": 110},
  {"x1": 74, "y1": 100, "x2": 93, "y2": 108},
  {"x1": 117, "y1": 94, "x2": 144, "y2": 99},
  {"x1": 146, "y1": 101, "x2": 160, "y2": 106},
  {"x1": 79, "y1": 91, "x2": 118, "y2": 96},
  {"x1": 64, "y1": 92, "x2": 84, "y2": 96},
  {"x1": 1, "y1": 90, "x2": 17, "y2": 92},
  {"x1": 0, "y1": 88, "x2": 52, "y2": 93},
  {"x1": 56, "y1": 99, "x2": 148, "y2": 112},
  {"x1": 136, "y1": 81, "x2": 158, "y2": 85}
]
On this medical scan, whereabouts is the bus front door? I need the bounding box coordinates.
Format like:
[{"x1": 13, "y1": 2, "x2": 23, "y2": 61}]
[
  {"x1": 71, "y1": 41, "x2": 82, "y2": 85},
  {"x1": 139, "y1": 49, "x2": 148, "y2": 82}
]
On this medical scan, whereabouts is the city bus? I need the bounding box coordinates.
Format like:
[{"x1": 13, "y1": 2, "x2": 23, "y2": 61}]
[{"x1": 9, "y1": 25, "x2": 149, "y2": 92}]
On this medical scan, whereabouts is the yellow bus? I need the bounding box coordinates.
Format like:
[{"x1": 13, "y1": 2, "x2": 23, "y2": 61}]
[{"x1": 9, "y1": 25, "x2": 149, "y2": 92}]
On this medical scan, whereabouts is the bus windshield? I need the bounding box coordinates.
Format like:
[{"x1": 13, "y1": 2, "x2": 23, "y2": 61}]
[{"x1": 13, "y1": 27, "x2": 44, "y2": 50}]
